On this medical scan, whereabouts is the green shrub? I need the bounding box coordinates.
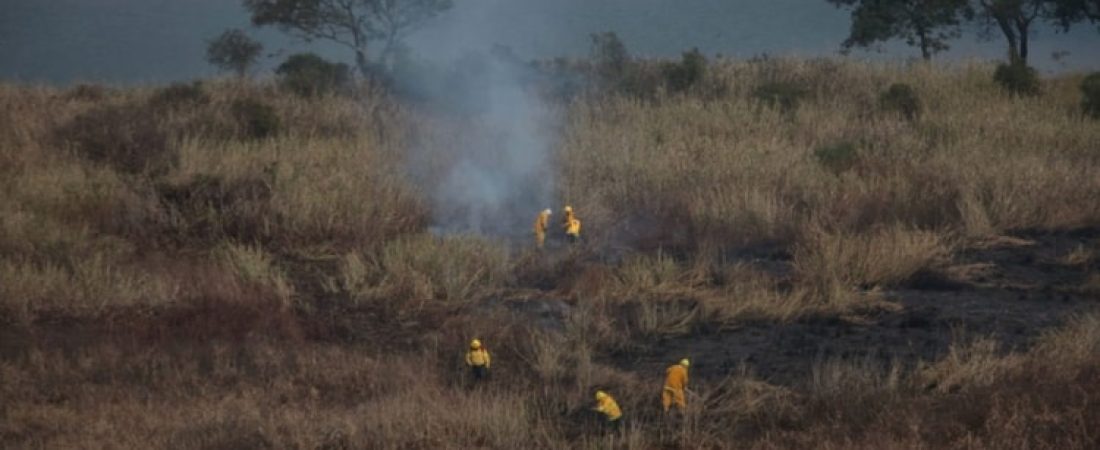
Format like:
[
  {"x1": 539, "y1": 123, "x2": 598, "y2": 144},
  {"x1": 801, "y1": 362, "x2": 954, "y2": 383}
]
[
  {"x1": 56, "y1": 103, "x2": 176, "y2": 176},
  {"x1": 1081, "y1": 72, "x2": 1100, "y2": 119},
  {"x1": 993, "y1": 60, "x2": 1040, "y2": 96},
  {"x1": 752, "y1": 81, "x2": 807, "y2": 114},
  {"x1": 149, "y1": 81, "x2": 209, "y2": 109},
  {"x1": 276, "y1": 53, "x2": 352, "y2": 97},
  {"x1": 878, "y1": 83, "x2": 921, "y2": 120},
  {"x1": 662, "y1": 48, "x2": 708, "y2": 93},
  {"x1": 231, "y1": 98, "x2": 281, "y2": 140},
  {"x1": 814, "y1": 141, "x2": 860, "y2": 174}
]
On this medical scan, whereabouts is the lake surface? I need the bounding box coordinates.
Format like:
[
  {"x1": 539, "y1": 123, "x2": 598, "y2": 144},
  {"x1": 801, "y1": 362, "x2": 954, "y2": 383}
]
[{"x1": 2, "y1": 0, "x2": 1097, "y2": 84}]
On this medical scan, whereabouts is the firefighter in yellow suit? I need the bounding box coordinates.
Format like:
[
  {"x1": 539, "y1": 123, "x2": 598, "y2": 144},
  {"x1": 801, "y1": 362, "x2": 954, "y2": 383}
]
[
  {"x1": 593, "y1": 390, "x2": 623, "y2": 429},
  {"x1": 465, "y1": 339, "x2": 491, "y2": 381},
  {"x1": 562, "y1": 205, "x2": 581, "y2": 243},
  {"x1": 662, "y1": 358, "x2": 689, "y2": 413},
  {"x1": 534, "y1": 209, "x2": 551, "y2": 249}
]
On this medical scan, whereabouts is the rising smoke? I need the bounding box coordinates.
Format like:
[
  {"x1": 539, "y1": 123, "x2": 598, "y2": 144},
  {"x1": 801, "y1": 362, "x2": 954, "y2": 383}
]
[{"x1": 396, "y1": 47, "x2": 562, "y2": 240}]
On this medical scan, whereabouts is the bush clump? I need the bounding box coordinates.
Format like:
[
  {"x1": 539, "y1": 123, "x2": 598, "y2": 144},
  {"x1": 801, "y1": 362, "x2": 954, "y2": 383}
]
[
  {"x1": 63, "y1": 84, "x2": 111, "y2": 102},
  {"x1": 1081, "y1": 72, "x2": 1100, "y2": 119},
  {"x1": 157, "y1": 173, "x2": 274, "y2": 242},
  {"x1": 56, "y1": 103, "x2": 176, "y2": 176},
  {"x1": 752, "y1": 81, "x2": 807, "y2": 114},
  {"x1": 231, "y1": 98, "x2": 281, "y2": 140},
  {"x1": 589, "y1": 31, "x2": 632, "y2": 92},
  {"x1": 814, "y1": 141, "x2": 860, "y2": 174},
  {"x1": 276, "y1": 53, "x2": 352, "y2": 97},
  {"x1": 993, "y1": 60, "x2": 1040, "y2": 96},
  {"x1": 878, "y1": 83, "x2": 921, "y2": 121},
  {"x1": 662, "y1": 48, "x2": 708, "y2": 93},
  {"x1": 149, "y1": 81, "x2": 209, "y2": 109}
]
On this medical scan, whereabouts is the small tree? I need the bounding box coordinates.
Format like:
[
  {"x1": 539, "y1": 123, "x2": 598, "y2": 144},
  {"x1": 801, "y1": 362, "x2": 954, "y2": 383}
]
[
  {"x1": 206, "y1": 29, "x2": 264, "y2": 78},
  {"x1": 974, "y1": 0, "x2": 1057, "y2": 64},
  {"x1": 827, "y1": 0, "x2": 971, "y2": 60},
  {"x1": 662, "y1": 48, "x2": 707, "y2": 93},
  {"x1": 244, "y1": 0, "x2": 454, "y2": 77},
  {"x1": 590, "y1": 31, "x2": 631, "y2": 89}
]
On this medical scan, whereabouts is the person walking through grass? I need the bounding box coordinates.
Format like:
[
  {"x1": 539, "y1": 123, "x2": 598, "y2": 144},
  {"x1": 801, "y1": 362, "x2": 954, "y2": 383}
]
[
  {"x1": 465, "y1": 338, "x2": 491, "y2": 382},
  {"x1": 662, "y1": 358, "x2": 690, "y2": 414}
]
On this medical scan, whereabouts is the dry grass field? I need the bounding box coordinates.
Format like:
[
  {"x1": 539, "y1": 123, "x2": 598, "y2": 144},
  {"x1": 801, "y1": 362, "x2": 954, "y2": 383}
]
[{"x1": 2, "y1": 58, "x2": 1099, "y2": 449}]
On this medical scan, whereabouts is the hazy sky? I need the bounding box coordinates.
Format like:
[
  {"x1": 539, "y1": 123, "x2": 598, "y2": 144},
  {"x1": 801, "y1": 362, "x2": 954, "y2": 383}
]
[{"x1": 1, "y1": 0, "x2": 1097, "y2": 84}]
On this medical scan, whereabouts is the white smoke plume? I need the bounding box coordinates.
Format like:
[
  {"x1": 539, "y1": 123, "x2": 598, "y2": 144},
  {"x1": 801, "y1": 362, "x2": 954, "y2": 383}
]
[{"x1": 398, "y1": 49, "x2": 561, "y2": 240}]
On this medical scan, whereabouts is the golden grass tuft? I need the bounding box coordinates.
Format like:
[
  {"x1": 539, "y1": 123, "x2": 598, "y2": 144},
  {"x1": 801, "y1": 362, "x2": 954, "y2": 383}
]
[{"x1": 793, "y1": 223, "x2": 952, "y2": 293}]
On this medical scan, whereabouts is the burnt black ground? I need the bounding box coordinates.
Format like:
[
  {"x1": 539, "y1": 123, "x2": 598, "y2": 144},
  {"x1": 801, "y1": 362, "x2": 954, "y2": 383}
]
[{"x1": 616, "y1": 231, "x2": 1100, "y2": 385}]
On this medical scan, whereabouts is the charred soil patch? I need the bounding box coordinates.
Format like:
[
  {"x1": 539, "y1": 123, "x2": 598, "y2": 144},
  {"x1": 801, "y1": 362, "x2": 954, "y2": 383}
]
[{"x1": 611, "y1": 231, "x2": 1099, "y2": 385}]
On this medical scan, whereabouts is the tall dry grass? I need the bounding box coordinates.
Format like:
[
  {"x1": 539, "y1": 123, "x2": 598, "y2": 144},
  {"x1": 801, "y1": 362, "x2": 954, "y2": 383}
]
[
  {"x1": 2, "y1": 59, "x2": 1100, "y2": 448},
  {"x1": 562, "y1": 59, "x2": 1100, "y2": 251}
]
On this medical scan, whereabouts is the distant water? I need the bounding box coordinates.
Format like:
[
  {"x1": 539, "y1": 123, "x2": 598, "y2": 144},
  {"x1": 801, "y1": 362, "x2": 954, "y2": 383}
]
[{"x1": 1, "y1": 0, "x2": 1097, "y2": 85}]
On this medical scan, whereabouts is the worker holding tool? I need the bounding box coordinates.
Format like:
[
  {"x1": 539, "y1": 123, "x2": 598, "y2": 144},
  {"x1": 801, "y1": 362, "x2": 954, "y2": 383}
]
[
  {"x1": 562, "y1": 205, "x2": 581, "y2": 243},
  {"x1": 465, "y1": 339, "x2": 491, "y2": 382},
  {"x1": 534, "y1": 208, "x2": 552, "y2": 249},
  {"x1": 593, "y1": 390, "x2": 623, "y2": 427},
  {"x1": 662, "y1": 358, "x2": 690, "y2": 414}
]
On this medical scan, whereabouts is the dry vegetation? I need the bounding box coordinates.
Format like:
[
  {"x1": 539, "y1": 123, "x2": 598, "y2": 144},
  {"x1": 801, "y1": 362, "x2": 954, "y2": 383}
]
[{"x1": 2, "y1": 59, "x2": 1100, "y2": 448}]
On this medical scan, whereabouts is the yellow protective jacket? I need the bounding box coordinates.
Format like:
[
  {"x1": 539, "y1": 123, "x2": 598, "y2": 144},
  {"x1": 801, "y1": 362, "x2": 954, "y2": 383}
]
[
  {"x1": 534, "y1": 211, "x2": 551, "y2": 235},
  {"x1": 562, "y1": 210, "x2": 581, "y2": 237},
  {"x1": 566, "y1": 218, "x2": 581, "y2": 237},
  {"x1": 466, "y1": 348, "x2": 491, "y2": 368},
  {"x1": 595, "y1": 395, "x2": 622, "y2": 421},
  {"x1": 664, "y1": 365, "x2": 688, "y2": 392}
]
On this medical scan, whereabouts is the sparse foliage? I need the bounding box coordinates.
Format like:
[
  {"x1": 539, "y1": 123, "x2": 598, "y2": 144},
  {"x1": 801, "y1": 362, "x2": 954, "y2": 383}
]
[
  {"x1": 205, "y1": 28, "x2": 264, "y2": 78},
  {"x1": 243, "y1": 0, "x2": 454, "y2": 76},
  {"x1": 589, "y1": 31, "x2": 632, "y2": 90},
  {"x1": 275, "y1": 53, "x2": 352, "y2": 96},
  {"x1": 1049, "y1": 0, "x2": 1100, "y2": 31},
  {"x1": 975, "y1": 0, "x2": 1051, "y2": 64},
  {"x1": 827, "y1": 0, "x2": 971, "y2": 60}
]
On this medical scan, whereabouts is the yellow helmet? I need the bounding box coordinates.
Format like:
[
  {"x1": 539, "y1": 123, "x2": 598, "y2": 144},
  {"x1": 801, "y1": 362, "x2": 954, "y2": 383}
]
[
  {"x1": 595, "y1": 390, "x2": 608, "y2": 401},
  {"x1": 564, "y1": 205, "x2": 573, "y2": 213},
  {"x1": 680, "y1": 358, "x2": 690, "y2": 368},
  {"x1": 470, "y1": 339, "x2": 482, "y2": 349}
]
